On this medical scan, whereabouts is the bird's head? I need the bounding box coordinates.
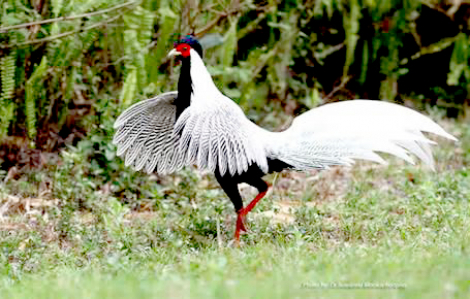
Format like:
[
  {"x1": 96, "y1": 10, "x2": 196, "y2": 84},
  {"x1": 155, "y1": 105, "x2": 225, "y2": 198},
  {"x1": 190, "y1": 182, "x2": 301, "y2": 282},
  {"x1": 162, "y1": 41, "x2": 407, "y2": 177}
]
[{"x1": 168, "y1": 35, "x2": 203, "y2": 60}]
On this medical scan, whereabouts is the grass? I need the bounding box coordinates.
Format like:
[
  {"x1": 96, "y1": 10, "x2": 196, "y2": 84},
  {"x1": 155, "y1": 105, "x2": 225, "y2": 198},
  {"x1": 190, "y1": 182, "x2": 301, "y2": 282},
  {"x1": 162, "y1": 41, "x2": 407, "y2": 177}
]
[{"x1": 0, "y1": 118, "x2": 469, "y2": 298}]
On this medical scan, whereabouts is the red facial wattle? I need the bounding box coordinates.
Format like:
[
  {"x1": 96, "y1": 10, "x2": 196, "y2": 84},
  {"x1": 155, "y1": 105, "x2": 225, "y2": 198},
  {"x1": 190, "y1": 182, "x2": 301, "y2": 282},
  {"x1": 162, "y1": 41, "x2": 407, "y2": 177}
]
[{"x1": 175, "y1": 43, "x2": 191, "y2": 58}]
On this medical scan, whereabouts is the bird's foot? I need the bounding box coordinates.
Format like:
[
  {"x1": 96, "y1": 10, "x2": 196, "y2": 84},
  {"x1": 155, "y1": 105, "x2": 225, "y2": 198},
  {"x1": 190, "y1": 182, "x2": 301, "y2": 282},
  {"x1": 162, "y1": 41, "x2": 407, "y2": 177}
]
[
  {"x1": 234, "y1": 212, "x2": 247, "y2": 243},
  {"x1": 234, "y1": 211, "x2": 253, "y2": 246},
  {"x1": 233, "y1": 190, "x2": 269, "y2": 244}
]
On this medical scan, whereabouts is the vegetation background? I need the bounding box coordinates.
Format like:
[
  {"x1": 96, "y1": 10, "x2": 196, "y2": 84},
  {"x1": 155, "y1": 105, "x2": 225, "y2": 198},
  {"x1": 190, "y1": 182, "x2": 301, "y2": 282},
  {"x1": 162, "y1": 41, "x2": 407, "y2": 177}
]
[{"x1": 0, "y1": 0, "x2": 469, "y2": 298}]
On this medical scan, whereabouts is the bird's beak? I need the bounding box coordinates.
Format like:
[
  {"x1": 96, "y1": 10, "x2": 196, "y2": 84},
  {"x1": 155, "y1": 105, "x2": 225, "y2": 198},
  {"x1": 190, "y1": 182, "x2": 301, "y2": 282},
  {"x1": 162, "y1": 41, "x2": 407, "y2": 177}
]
[{"x1": 167, "y1": 48, "x2": 181, "y2": 58}]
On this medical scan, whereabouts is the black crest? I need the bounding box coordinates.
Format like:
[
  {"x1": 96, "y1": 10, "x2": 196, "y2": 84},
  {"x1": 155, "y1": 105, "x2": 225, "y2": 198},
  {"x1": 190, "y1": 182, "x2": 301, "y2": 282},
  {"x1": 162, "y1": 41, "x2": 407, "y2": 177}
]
[{"x1": 175, "y1": 34, "x2": 203, "y2": 58}]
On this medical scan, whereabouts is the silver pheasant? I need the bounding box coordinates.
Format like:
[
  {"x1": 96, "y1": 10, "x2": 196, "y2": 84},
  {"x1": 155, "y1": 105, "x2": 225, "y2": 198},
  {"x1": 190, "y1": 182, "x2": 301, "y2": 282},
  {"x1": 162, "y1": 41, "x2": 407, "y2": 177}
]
[{"x1": 113, "y1": 35, "x2": 457, "y2": 242}]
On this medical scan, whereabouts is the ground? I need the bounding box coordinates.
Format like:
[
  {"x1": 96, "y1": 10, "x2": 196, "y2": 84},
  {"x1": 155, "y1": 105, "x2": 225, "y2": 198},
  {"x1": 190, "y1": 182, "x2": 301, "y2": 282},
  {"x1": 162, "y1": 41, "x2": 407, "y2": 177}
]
[{"x1": 0, "y1": 118, "x2": 469, "y2": 298}]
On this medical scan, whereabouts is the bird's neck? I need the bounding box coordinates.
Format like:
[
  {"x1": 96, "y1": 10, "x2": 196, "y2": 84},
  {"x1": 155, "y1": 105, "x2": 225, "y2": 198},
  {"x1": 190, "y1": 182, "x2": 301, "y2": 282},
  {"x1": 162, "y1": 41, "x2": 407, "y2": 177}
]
[
  {"x1": 188, "y1": 51, "x2": 220, "y2": 99},
  {"x1": 175, "y1": 50, "x2": 222, "y2": 120},
  {"x1": 175, "y1": 57, "x2": 192, "y2": 120}
]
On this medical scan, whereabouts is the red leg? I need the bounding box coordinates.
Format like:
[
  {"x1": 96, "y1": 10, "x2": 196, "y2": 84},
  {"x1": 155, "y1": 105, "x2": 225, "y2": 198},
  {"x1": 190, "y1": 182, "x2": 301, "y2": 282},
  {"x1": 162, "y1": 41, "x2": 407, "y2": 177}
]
[
  {"x1": 234, "y1": 188, "x2": 269, "y2": 243},
  {"x1": 241, "y1": 190, "x2": 267, "y2": 216},
  {"x1": 234, "y1": 212, "x2": 247, "y2": 242}
]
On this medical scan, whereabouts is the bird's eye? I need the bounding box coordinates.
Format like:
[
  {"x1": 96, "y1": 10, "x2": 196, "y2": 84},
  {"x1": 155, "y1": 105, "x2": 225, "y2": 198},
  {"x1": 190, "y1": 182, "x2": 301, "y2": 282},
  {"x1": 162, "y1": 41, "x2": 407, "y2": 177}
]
[{"x1": 183, "y1": 47, "x2": 188, "y2": 51}]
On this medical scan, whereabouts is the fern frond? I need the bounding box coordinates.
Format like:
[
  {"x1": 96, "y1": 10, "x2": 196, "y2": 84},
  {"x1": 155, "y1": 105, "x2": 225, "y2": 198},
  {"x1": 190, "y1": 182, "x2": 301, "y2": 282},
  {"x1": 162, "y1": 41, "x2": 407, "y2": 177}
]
[
  {"x1": 123, "y1": 5, "x2": 154, "y2": 91},
  {"x1": 0, "y1": 50, "x2": 16, "y2": 102},
  {"x1": 0, "y1": 50, "x2": 16, "y2": 139},
  {"x1": 82, "y1": 29, "x2": 99, "y2": 51},
  {"x1": 448, "y1": 33, "x2": 469, "y2": 86},
  {"x1": 51, "y1": 0, "x2": 64, "y2": 17},
  {"x1": 149, "y1": 5, "x2": 177, "y2": 83},
  {"x1": 0, "y1": 103, "x2": 14, "y2": 139},
  {"x1": 120, "y1": 68, "x2": 137, "y2": 109},
  {"x1": 25, "y1": 57, "x2": 48, "y2": 142},
  {"x1": 222, "y1": 16, "x2": 238, "y2": 69},
  {"x1": 343, "y1": 0, "x2": 361, "y2": 79}
]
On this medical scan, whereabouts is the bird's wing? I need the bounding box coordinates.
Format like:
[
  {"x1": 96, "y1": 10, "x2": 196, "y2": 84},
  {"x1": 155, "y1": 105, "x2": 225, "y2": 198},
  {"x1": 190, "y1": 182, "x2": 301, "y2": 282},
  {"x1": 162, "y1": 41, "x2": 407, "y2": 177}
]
[
  {"x1": 113, "y1": 91, "x2": 188, "y2": 174},
  {"x1": 174, "y1": 97, "x2": 268, "y2": 176},
  {"x1": 268, "y1": 100, "x2": 457, "y2": 170}
]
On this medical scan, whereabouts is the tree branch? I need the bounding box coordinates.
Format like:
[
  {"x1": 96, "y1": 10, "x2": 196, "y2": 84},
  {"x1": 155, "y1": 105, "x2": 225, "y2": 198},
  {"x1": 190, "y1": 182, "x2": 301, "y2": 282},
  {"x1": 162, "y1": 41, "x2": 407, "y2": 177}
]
[
  {"x1": 195, "y1": 3, "x2": 242, "y2": 37},
  {"x1": 0, "y1": 14, "x2": 123, "y2": 49},
  {"x1": 325, "y1": 76, "x2": 351, "y2": 100},
  {"x1": 0, "y1": 1, "x2": 137, "y2": 33}
]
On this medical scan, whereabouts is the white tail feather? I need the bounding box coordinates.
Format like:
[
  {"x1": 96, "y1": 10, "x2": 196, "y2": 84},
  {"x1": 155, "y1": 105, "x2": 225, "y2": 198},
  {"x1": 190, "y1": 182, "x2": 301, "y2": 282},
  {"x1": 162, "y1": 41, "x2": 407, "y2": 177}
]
[{"x1": 267, "y1": 100, "x2": 457, "y2": 170}]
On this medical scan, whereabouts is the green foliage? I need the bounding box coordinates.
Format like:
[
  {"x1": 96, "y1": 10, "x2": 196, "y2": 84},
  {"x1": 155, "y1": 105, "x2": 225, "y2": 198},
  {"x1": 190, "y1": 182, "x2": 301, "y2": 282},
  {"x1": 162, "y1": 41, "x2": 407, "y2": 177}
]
[
  {"x1": 120, "y1": 68, "x2": 138, "y2": 109},
  {"x1": 122, "y1": 5, "x2": 154, "y2": 91},
  {"x1": 0, "y1": 51, "x2": 15, "y2": 102},
  {"x1": 25, "y1": 57, "x2": 48, "y2": 141},
  {"x1": 0, "y1": 50, "x2": 16, "y2": 139},
  {"x1": 149, "y1": 3, "x2": 178, "y2": 85},
  {"x1": 51, "y1": 0, "x2": 64, "y2": 17},
  {"x1": 448, "y1": 33, "x2": 470, "y2": 90},
  {"x1": 267, "y1": 10, "x2": 299, "y2": 100},
  {"x1": 222, "y1": 16, "x2": 238, "y2": 69},
  {"x1": 343, "y1": 0, "x2": 360, "y2": 80}
]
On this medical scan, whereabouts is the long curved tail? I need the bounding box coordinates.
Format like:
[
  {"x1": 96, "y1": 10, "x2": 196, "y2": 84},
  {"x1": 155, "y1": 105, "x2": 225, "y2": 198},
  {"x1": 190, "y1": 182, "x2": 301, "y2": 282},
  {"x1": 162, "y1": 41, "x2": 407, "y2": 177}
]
[{"x1": 267, "y1": 100, "x2": 457, "y2": 170}]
